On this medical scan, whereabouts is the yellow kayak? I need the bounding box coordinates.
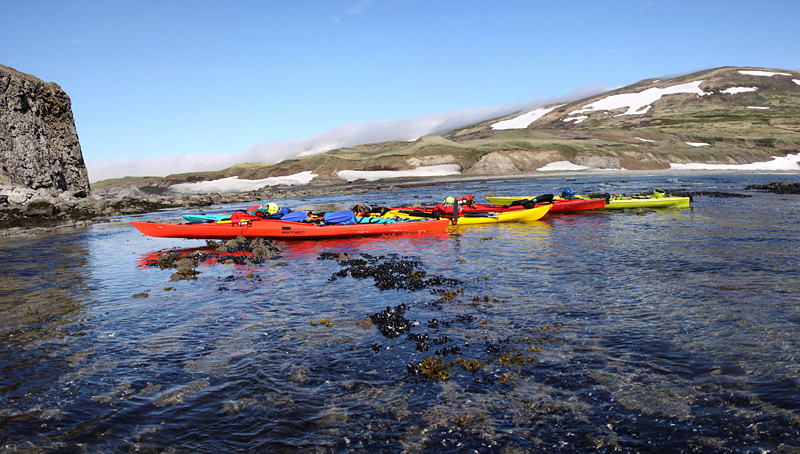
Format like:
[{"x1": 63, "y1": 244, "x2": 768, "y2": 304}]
[{"x1": 378, "y1": 204, "x2": 551, "y2": 224}]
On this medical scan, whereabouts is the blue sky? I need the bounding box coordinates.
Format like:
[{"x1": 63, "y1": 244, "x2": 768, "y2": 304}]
[{"x1": 2, "y1": 0, "x2": 798, "y2": 182}]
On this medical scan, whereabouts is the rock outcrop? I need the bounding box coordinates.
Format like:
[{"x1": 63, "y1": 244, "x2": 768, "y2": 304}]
[{"x1": 0, "y1": 64, "x2": 90, "y2": 192}]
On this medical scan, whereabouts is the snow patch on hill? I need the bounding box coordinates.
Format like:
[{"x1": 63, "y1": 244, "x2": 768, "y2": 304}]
[
  {"x1": 739, "y1": 70, "x2": 792, "y2": 77},
  {"x1": 336, "y1": 164, "x2": 461, "y2": 182},
  {"x1": 670, "y1": 153, "x2": 800, "y2": 171},
  {"x1": 170, "y1": 172, "x2": 318, "y2": 193},
  {"x1": 569, "y1": 80, "x2": 710, "y2": 118},
  {"x1": 563, "y1": 116, "x2": 588, "y2": 124},
  {"x1": 722, "y1": 87, "x2": 757, "y2": 94},
  {"x1": 491, "y1": 105, "x2": 564, "y2": 130},
  {"x1": 537, "y1": 161, "x2": 591, "y2": 171}
]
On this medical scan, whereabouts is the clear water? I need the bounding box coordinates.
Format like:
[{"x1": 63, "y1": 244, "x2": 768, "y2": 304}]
[{"x1": 2, "y1": 173, "x2": 800, "y2": 453}]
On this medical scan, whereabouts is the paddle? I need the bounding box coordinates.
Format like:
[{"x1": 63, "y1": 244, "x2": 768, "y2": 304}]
[
  {"x1": 183, "y1": 214, "x2": 228, "y2": 224},
  {"x1": 357, "y1": 216, "x2": 410, "y2": 224},
  {"x1": 398, "y1": 210, "x2": 440, "y2": 218},
  {"x1": 502, "y1": 194, "x2": 554, "y2": 208},
  {"x1": 503, "y1": 199, "x2": 535, "y2": 209},
  {"x1": 357, "y1": 216, "x2": 386, "y2": 224}
]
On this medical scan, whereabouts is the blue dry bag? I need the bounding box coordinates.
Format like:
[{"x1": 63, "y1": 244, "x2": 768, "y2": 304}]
[{"x1": 323, "y1": 211, "x2": 357, "y2": 225}]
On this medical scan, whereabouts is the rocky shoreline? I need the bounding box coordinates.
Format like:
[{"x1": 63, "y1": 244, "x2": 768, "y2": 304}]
[{"x1": 2, "y1": 173, "x2": 798, "y2": 236}]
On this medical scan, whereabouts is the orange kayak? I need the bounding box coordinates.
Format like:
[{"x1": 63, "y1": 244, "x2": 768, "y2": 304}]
[{"x1": 131, "y1": 218, "x2": 451, "y2": 240}]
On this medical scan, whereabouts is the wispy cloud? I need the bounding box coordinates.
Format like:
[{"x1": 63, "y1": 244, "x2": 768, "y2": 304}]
[
  {"x1": 346, "y1": 0, "x2": 373, "y2": 14},
  {"x1": 85, "y1": 84, "x2": 608, "y2": 183}
]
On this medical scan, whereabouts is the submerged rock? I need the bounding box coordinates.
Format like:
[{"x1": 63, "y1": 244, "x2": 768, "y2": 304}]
[
  {"x1": 321, "y1": 252, "x2": 460, "y2": 291},
  {"x1": 745, "y1": 181, "x2": 800, "y2": 194},
  {"x1": 370, "y1": 304, "x2": 412, "y2": 339},
  {"x1": 142, "y1": 235, "x2": 282, "y2": 281}
]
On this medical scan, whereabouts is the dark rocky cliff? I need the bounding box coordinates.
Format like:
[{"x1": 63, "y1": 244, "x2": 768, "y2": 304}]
[{"x1": 0, "y1": 64, "x2": 90, "y2": 192}]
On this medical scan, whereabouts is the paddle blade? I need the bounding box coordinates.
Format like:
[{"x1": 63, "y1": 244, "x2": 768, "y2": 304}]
[{"x1": 399, "y1": 210, "x2": 439, "y2": 218}]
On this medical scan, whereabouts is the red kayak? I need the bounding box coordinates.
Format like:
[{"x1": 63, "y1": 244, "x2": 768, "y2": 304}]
[
  {"x1": 471, "y1": 193, "x2": 605, "y2": 213},
  {"x1": 379, "y1": 197, "x2": 604, "y2": 216},
  {"x1": 132, "y1": 217, "x2": 451, "y2": 240},
  {"x1": 472, "y1": 198, "x2": 605, "y2": 213}
]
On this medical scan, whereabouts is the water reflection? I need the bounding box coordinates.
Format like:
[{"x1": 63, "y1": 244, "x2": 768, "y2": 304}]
[{"x1": 0, "y1": 231, "x2": 104, "y2": 449}]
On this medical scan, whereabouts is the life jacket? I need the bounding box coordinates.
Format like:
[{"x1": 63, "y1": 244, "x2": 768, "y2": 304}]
[
  {"x1": 432, "y1": 205, "x2": 464, "y2": 215},
  {"x1": 229, "y1": 211, "x2": 262, "y2": 223},
  {"x1": 459, "y1": 194, "x2": 476, "y2": 208},
  {"x1": 251, "y1": 206, "x2": 292, "y2": 219}
]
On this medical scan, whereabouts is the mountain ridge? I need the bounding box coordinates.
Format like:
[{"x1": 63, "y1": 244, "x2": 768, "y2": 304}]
[{"x1": 96, "y1": 66, "x2": 800, "y2": 190}]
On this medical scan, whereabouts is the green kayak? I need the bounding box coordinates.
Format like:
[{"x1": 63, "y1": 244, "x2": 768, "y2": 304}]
[{"x1": 600, "y1": 195, "x2": 691, "y2": 209}]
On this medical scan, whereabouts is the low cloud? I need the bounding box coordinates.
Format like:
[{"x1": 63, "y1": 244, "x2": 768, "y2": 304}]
[{"x1": 85, "y1": 85, "x2": 606, "y2": 183}]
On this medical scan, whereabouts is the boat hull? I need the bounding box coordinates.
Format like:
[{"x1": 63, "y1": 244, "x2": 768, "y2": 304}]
[{"x1": 132, "y1": 218, "x2": 451, "y2": 240}]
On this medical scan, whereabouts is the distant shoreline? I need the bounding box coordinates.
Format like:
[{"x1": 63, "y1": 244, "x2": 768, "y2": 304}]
[{"x1": 159, "y1": 167, "x2": 800, "y2": 197}]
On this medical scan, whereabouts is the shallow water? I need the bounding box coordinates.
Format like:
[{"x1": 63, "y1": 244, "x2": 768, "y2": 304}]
[{"x1": 2, "y1": 173, "x2": 800, "y2": 453}]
